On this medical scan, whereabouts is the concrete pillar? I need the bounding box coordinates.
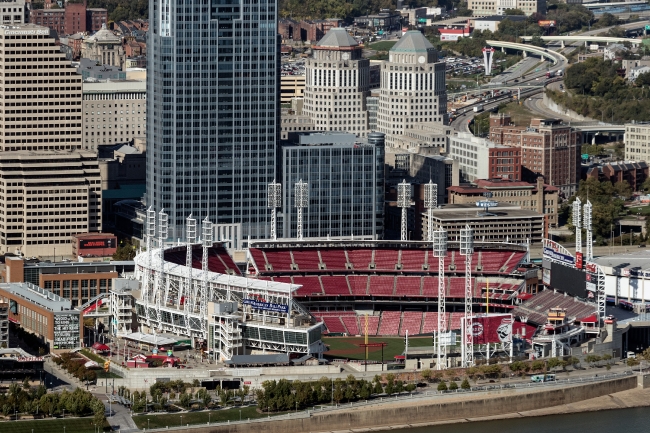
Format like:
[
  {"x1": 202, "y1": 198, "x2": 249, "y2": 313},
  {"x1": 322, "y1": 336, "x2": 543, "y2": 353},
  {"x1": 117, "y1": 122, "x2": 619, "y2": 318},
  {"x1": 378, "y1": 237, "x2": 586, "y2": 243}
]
[
  {"x1": 561, "y1": 40, "x2": 565, "y2": 48},
  {"x1": 522, "y1": 50, "x2": 527, "y2": 58},
  {"x1": 502, "y1": 47, "x2": 505, "y2": 53},
  {"x1": 592, "y1": 134, "x2": 596, "y2": 145}
]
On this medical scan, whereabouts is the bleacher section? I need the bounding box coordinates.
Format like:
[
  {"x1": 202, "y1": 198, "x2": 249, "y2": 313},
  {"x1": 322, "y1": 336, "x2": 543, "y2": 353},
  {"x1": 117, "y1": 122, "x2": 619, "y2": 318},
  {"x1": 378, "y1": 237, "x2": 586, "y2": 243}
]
[
  {"x1": 348, "y1": 276, "x2": 369, "y2": 296},
  {"x1": 512, "y1": 289, "x2": 597, "y2": 326},
  {"x1": 250, "y1": 246, "x2": 526, "y2": 278},
  {"x1": 378, "y1": 311, "x2": 401, "y2": 335},
  {"x1": 315, "y1": 310, "x2": 487, "y2": 336},
  {"x1": 164, "y1": 245, "x2": 241, "y2": 275},
  {"x1": 369, "y1": 276, "x2": 395, "y2": 296},
  {"x1": 395, "y1": 276, "x2": 422, "y2": 297},
  {"x1": 292, "y1": 276, "x2": 323, "y2": 296},
  {"x1": 400, "y1": 312, "x2": 423, "y2": 336}
]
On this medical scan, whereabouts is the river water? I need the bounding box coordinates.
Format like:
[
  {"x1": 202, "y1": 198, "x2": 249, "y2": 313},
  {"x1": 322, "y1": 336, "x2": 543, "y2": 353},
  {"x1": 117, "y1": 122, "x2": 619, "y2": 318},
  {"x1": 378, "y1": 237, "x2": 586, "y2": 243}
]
[{"x1": 390, "y1": 407, "x2": 650, "y2": 433}]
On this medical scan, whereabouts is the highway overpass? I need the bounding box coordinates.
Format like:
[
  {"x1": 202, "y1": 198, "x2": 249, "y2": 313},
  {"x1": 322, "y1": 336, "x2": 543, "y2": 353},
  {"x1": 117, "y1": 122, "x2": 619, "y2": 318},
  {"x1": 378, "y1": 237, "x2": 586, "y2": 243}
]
[
  {"x1": 486, "y1": 40, "x2": 567, "y2": 65},
  {"x1": 520, "y1": 35, "x2": 642, "y2": 46}
]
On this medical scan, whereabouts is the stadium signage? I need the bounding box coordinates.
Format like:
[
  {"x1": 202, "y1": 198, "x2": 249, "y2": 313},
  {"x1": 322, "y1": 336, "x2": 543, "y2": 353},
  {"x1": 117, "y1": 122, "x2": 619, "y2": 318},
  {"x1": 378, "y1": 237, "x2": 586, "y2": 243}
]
[
  {"x1": 575, "y1": 251, "x2": 583, "y2": 269},
  {"x1": 543, "y1": 247, "x2": 575, "y2": 266},
  {"x1": 476, "y1": 200, "x2": 499, "y2": 208},
  {"x1": 243, "y1": 299, "x2": 289, "y2": 314},
  {"x1": 585, "y1": 262, "x2": 597, "y2": 274}
]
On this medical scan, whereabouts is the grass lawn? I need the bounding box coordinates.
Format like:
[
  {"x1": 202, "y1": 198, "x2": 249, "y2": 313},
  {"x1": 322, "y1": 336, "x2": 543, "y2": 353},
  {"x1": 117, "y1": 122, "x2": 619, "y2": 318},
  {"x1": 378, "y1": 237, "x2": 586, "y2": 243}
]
[
  {"x1": 498, "y1": 100, "x2": 535, "y2": 127},
  {"x1": 80, "y1": 349, "x2": 106, "y2": 364},
  {"x1": 628, "y1": 205, "x2": 650, "y2": 215},
  {"x1": 133, "y1": 406, "x2": 273, "y2": 429},
  {"x1": 0, "y1": 417, "x2": 110, "y2": 433},
  {"x1": 368, "y1": 41, "x2": 396, "y2": 51},
  {"x1": 323, "y1": 336, "x2": 433, "y2": 362}
]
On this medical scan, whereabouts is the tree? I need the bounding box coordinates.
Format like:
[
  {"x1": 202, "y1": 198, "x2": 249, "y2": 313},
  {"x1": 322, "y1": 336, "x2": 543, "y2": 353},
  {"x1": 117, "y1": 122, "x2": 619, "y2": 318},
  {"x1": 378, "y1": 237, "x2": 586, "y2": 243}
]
[
  {"x1": 568, "y1": 356, "x2": 581, "y2": 369},
  {"x1": 179, "y1": 392, "x2": 191, "y2": 409},
  {"x1": 91, "y1": 398, "x2": 106, "y2": 426},
  {"x1": 614, "y1": 181, "x2": 632, "y2": 199},
  {"x1": 373, "y1": 380, "x2": 384, "y2": 395},
  {"x1": 112, "y1": 241, "x2": 137, "y2": 261},
  {"x1": 405, "y1": 383, "x2": 416, "y2": 393},
  {"x1": 421, "y1": 369, "x2": 432, "y2": 382},
  {"x1": 602, "y1": 353, "x2": 613, "y2": 364},
  {"x1": 627, "y1": 357, "x2": 640, "y2": 367},
  {"x1": 530, "y1": 35, "x2": 545, "y2": 47},
  {"x1": 531, "y1": 360, "x2": 546, "y2": 373},
  {"x1": 547, "y1": 357, "x2": 561, "y2": 372},
  {"x1": 461, "y1": 378, "x2": 471, "y2": 390},
  {"x1": 448, "y1": 381, "x2": 458, "y2": 391},
  {"x1": 437, "y1": 382, "x2": 448, "y2": 391}
]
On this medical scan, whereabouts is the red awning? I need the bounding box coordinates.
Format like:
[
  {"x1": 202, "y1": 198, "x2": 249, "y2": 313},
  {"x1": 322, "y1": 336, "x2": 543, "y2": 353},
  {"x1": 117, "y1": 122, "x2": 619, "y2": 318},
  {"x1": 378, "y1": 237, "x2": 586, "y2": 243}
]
[
  {"x1": 92, "y1": 342, "x2": 110, "y2": 351},
  {"x1": 579, "y1": 314, "x2": 598, "y2": 323},
  {"x1": 394, "y1": 355, "x2": 405, "y2": 360},
  {"x1": 8, "y1": 317, "x2": 19, "y2": 324}
]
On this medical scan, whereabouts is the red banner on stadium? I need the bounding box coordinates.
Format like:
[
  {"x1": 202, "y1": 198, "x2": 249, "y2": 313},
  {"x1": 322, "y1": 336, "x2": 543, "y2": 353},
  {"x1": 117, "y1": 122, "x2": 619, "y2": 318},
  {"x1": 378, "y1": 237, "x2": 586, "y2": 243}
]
[
  {"x1": 575, "y1": 251, "x2": 583, "y2": 269},
  {"x1": 471, "y1": 315, "x2": 513, "y2": 344}
]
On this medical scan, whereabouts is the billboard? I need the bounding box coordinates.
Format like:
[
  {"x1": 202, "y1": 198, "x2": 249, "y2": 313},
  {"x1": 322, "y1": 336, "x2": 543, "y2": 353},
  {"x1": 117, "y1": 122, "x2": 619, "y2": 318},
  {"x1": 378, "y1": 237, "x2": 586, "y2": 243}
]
[
  {"x1": 543, "y1": 246, "x2": 575, "y2": 266},
  {"x1": 538, "y1": 20, "x2": 556, "y2": 26},
  {"x1": 550, "y1": 262, "x2": 586, "y2": 298},
  {"x1": 242, "y1": 298, "x2": 289, "y2": 314},
  {"x1": 471, "y1": 314, "x2": 513, "y2": 345},
  {"x1": 575, "y1": 251, "x2": 583, "y2": 269},
  {"x1": 79, "y1": 238, "x2": 116, "y2": 249},
  {"x1": 542, "y1": 268, "x2": 551, "y2": 285}
]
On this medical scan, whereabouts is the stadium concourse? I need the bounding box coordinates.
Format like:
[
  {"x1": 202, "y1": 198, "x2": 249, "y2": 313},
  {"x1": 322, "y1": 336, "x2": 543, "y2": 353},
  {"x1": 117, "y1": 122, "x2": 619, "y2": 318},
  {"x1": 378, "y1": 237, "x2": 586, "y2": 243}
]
[{"x1": 247, "y1": 240, "x2": 534, "y2": 338}]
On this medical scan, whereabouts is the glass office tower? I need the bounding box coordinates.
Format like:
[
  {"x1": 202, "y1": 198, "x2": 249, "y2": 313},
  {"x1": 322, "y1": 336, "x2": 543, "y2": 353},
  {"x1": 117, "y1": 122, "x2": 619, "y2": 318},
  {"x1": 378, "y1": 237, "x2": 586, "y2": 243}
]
[{"x1": 146, "y1": 0, "x2": 278, "y2": 241}]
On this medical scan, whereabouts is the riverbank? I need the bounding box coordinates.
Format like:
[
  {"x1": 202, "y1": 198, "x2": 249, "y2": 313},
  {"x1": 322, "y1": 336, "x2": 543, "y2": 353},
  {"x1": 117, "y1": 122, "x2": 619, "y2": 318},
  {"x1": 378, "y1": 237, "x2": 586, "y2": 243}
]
[
  {"x1": 178, "y1": 375, "x2": 637, "y2": 433},
  {"x1": 313, "y1": 380, "x2": 650, "y2": 433}
]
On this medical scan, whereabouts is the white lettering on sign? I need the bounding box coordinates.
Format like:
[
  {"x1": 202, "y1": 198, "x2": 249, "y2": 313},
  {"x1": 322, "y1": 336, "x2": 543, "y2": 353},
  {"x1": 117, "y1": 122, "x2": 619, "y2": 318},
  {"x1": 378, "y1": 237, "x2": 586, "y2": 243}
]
[{"x1": 5, "y1": 30, "x2": 49, "y2": 35}]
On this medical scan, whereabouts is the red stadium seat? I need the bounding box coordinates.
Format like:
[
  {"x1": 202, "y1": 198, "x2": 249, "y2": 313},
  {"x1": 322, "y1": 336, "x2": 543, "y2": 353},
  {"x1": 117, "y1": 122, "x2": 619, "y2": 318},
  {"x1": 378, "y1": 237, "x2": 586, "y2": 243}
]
[
  {"x1": 399, "y1": 312, "x2": 423, "y2": 336},
  {"x1": 347, "y1": 249, "x2": 373, "y2": 270},
  {"x1": 292, "y1": 249, "x2": 322, "y2": 272},
  {"x1": 400, "y1": 249, "x2": 426, "y2": 271},
  {"x1": 395, "y1": 276, "x2": 422, "y2": 296},
  {"x1": 369, "y1": 276, "x2": 395, "y2": 296},
  {"x1": 348, "y1": 276, "x2": 369, "y2": 296},
  {"x1": 378, "y1": 311, "x2": 400, "y2": 336},
  {"x1": 321, "y1": 276, "x2": 351, "y2": 295}
]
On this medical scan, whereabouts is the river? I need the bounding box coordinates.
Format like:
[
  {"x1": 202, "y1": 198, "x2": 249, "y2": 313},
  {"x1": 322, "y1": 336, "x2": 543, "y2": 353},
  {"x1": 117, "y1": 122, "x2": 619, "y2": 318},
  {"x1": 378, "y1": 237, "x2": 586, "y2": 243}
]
[{"x1": 390, "y1": 407, "x2": 650, "y2": 433}]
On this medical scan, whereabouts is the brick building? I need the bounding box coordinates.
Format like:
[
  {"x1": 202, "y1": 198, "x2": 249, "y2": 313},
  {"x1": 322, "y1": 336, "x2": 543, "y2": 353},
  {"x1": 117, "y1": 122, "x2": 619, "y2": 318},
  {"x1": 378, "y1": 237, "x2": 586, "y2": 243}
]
[
  {"x1": 584, "y1": 161, "x2": 649, "y2": 191},
  {"x1": 278, "y1": 18, "x2": 299, "y2": 40},
  {"x1": 29, "y1": 9, "x2": 65, "y2": 35},
  {"x1": 30, "y1": 3, "x2": 107, "y2": 36},
  {"x1": 86, "y1": 8, "x2": 107, "y2": 32},
  {"x1": 448, "y1": 177, "x2": 560, "y2": 227},
  {"x1": 64, "y1": 2, "x2": 85, "y2": 35},
  {"x1": 490, "y1": 114, "x2": 581, "y2": 196}
]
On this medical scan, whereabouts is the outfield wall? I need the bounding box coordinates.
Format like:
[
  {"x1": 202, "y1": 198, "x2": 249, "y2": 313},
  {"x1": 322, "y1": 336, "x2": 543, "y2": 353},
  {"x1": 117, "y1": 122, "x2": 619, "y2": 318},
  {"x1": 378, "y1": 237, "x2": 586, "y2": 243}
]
[{"x1": 169, "y1": 376, "x2": 636, "y2": 433}]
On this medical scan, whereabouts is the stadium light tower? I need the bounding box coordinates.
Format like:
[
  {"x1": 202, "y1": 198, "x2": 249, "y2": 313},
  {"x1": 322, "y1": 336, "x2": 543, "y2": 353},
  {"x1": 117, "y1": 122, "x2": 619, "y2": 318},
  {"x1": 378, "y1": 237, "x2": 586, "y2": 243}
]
[
  {"x1": 143, "y1": 207, "x2": 156, "y2": 308},
  {"x1": 424, "y1": 181, "x2": 438, "y2": 242},
  {"x1": 397, "y1": 180, "x2": 412, "y2": 242},
  {"x1": 460, "y1": 225, "x2": 474, "y2": 368},
  {"x1": 432, "y1": 228, "x2": 448, "y2": 370},
  {"x1": 573, "y1": 197, "x2": 582, "y2": 256},
  {"x1": 294, "y1": 180, "x2": 309, "y2": 241},
  {"x1": 584, "y1": 200, "x2": 593, "y2": 261},
  {"x1": 157, "y1": 209, "x2": 169, "y2": 309},
  {"x1": 201, "y1": 217, "x2": 213, "y2": 334},
  {"x1": 183, "y1": 214, "x2": 196, "y2": 311},
  {"x1": 267, "y1": 180, "x2": 282, "y2": 240}
]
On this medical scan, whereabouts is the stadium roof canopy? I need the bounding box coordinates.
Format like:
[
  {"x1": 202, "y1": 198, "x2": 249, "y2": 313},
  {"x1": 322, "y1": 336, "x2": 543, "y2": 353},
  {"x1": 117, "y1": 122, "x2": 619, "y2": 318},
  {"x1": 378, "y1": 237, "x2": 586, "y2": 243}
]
[{"x1": 121, "y1": 332, "x2": 178, "y2": 346}]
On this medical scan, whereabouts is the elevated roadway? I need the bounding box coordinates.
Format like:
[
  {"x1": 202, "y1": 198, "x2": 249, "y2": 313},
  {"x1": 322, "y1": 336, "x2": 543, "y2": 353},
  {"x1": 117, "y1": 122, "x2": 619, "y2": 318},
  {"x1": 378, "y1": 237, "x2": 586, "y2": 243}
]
[
  {"x1": 486, "y1": 40, "x2": 568, "y2": 65},
  {"x1": 520, "y1": 35, "x2": 642, "y2": 46}
]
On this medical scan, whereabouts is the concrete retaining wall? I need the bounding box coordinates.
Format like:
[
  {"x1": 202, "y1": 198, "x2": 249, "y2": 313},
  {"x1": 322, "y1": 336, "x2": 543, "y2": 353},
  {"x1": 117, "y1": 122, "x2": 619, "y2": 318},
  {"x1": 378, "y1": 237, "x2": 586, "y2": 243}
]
[
  {"x1": 543, "y1": 93, "x2": 590, "y2": 121},
  {"x1": 179, "y1": 376, "x2": 636, "y2": 433}
]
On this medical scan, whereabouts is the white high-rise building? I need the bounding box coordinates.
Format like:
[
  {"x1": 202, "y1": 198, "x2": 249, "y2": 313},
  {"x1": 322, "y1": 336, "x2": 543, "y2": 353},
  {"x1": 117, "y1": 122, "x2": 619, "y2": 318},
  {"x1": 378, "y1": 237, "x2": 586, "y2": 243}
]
[
  {"x1": 303, "y1": 28, "x2": 371, "y2": 137},
  {"x1": 377, "y1": 31, "x2": 448, "y2": 149}
]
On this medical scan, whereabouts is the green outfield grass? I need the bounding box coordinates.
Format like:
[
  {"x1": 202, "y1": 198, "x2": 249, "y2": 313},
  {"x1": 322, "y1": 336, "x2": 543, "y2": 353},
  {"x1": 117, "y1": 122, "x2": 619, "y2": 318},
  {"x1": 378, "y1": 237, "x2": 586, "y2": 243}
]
[
  {"x1": 368, "y1": 41, "x2": 397, "y2": 51},
  {"x1": 323, "y1": 336, "x2": 433, "y2": 362},
  {"x1": 133, "y1": 406, "x2": 275, "y2": 429},
  {"x1": 0, "y1": 417, "x2": 110, "y2": 433}
]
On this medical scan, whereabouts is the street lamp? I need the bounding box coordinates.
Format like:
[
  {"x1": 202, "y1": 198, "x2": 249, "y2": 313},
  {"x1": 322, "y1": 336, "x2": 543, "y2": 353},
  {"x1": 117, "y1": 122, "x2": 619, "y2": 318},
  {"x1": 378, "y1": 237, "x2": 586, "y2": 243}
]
[
  {"x1": 239, "y1": 409, "x2": 241, "y2": 421},
  {"x1": 180, "y1": 415, "x2": 183, "y2": 427},
  {"x1": 147, "y1": 418, "x2": 150, "y2": 430}
]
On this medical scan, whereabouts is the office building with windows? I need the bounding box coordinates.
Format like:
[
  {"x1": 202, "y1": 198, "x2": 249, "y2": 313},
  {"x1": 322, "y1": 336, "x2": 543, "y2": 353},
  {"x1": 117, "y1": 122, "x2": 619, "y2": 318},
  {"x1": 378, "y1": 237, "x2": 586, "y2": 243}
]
[
  {"x1": 280, "y1": 132, "x2": 385, "y2": 239},
  {"x1": 303, "y1": 28, "x2": 370, "y2": 137},
  {"x1": 145, "y1": 0, "x2": 279, "y2": 241},
  {"x1": 378, "y1": 31, "x2": 448, "y2": 149}
]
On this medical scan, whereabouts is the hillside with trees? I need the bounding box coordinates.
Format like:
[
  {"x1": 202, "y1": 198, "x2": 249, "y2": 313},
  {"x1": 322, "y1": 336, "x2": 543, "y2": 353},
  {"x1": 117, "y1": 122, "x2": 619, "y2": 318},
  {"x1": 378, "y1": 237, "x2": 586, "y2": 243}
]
[{"x1": 548, "y1": 57, "x2": 650, "y2": 123}]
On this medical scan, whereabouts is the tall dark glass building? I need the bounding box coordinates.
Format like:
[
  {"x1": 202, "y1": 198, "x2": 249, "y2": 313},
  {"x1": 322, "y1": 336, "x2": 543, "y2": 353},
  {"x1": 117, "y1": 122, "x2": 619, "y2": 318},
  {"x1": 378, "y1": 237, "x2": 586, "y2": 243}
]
[{"x1": 146, "y1": 0, "x2": 278, "y2": 241}]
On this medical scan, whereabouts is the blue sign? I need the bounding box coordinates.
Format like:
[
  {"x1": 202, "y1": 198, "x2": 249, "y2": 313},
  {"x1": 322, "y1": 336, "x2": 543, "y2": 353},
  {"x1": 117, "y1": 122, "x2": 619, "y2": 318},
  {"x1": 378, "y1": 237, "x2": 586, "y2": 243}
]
[
  {"x1": 243, "y1": 299, "x2": 289, "y2": 314},
  {"x1": 543, "y1": 247, "x2": 575, "y2": 266}
]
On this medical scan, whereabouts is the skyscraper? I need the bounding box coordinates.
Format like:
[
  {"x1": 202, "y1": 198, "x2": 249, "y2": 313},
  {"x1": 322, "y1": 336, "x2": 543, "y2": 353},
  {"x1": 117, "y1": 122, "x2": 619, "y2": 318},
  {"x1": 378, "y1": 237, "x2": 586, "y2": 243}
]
[
  {"x1": 303, "y1": 28, "x2": 370, "y2": 136},
  {"x1": 146, "y1": 0, "x2": 279, "y2": 241},
  {"x1": 377, "y1": 31, "x2": 448, "y2": 149}
]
